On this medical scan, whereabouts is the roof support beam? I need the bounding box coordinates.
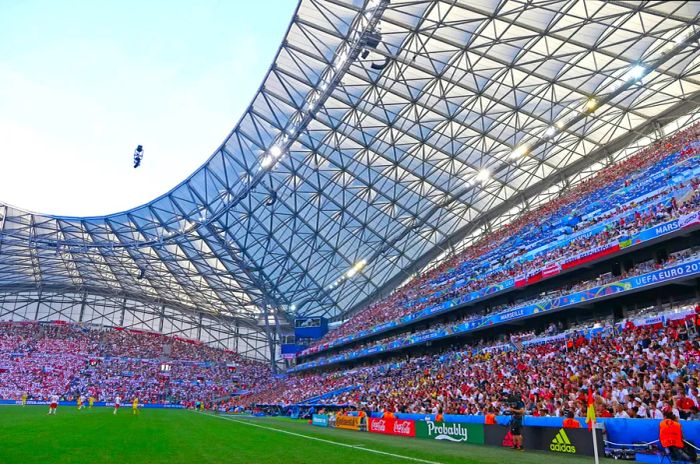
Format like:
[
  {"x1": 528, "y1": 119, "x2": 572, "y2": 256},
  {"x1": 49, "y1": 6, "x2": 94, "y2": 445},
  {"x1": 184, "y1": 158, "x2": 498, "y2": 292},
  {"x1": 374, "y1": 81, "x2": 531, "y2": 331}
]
[{"x1": 342, "y1": 90, "x2": 700, "y2": 319}]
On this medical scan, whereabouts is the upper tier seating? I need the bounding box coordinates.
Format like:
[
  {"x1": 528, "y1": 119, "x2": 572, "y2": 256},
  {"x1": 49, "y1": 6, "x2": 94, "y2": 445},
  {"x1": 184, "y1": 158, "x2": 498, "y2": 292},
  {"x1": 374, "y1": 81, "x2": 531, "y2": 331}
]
[
  {"x1": 302, "y1": 124, "x2": 700, "y2": 356},
  {"x1": 294, "y1": 246, "x2": 700, "y2": 370}
]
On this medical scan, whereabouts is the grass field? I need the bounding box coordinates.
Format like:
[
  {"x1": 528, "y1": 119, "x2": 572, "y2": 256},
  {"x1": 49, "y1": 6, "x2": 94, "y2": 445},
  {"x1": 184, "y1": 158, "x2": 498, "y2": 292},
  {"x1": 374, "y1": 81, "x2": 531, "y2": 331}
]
[{"x1": 0, "y1": 406, "x2": 608, "y2": 463}]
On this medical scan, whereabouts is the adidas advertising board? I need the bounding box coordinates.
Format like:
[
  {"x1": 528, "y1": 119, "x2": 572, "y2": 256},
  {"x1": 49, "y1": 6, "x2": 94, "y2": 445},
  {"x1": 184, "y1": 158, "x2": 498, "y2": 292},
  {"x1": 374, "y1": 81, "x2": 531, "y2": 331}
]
[
  {"x1": 484, "y1": 424, "x2": 604, "y2": 456},
  {"x1": 550, "y1": 429, "x2": 576, "y2": 453}
]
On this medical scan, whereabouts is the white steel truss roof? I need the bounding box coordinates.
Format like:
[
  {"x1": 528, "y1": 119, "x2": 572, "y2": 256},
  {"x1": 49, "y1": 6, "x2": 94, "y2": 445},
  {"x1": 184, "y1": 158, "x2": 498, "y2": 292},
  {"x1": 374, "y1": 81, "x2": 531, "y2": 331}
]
[{"x1": 1, "y1": 0, "x2": 700, "y2": 328}]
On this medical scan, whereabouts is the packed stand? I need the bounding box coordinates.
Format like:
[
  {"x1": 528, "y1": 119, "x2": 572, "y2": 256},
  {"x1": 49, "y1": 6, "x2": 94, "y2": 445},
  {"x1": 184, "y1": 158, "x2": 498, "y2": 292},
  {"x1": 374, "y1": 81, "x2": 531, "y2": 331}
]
[
  {"x1": 0, "y1": 322, "x2": 271, "y2": 405},
  {"x1": 250, "y1": 303, "x2": 700, "y2": 422},
  {"x1": 295, "y1": 247, "x2": 700, "y2": 370},
  {"x1": 303, "y1": 123, "x2": 700, "y2": 355}
]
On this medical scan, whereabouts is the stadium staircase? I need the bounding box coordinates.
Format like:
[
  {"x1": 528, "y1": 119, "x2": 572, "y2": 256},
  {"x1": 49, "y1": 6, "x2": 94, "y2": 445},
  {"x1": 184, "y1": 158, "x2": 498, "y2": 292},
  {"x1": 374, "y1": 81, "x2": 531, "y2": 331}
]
[
  {"x1": 511, "y1": 339, "x2": 524, "y2": 352},
  {"x1": 296, "y1": 385, "x2": 360, "y2": 405},
  {"x1": 211, "y1": 390, "x2": 250, "y2": 403}
]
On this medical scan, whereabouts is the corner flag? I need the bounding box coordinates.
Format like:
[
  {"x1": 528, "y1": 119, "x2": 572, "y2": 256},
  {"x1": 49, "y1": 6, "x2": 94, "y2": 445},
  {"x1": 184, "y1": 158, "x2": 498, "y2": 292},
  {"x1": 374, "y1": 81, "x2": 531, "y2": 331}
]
[
  {"x1": 586, "y1": 388, "x2": 596, "y2": 431},
  {"x1": 587, "y1": 388, "x2": 600, "y2": 464}
]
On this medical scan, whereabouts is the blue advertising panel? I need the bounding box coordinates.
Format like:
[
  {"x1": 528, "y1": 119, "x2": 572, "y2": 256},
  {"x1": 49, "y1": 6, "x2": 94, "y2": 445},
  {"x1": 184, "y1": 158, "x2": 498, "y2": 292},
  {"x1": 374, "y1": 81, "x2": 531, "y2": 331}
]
[
  {"x1": 294, "y1": 317, "x2": 328, "y2": 339},
  {"x1": 312, "y1": 414, "x2": 329, "y2": 427}
]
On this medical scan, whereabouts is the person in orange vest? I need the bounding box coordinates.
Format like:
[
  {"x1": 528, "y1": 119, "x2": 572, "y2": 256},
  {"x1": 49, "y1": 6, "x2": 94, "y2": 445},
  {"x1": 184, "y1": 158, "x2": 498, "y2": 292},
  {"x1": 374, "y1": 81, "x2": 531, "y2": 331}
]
[
  {"x1": 358, "y1": 408, "x2": 368, "y2": 431},
  {"x1": 383, "y1": 409, "x2": 395, "y2": 420},
  {"x1": 660, "y1": 410, "x2": 697, "y2": 462},
  {"x1": 562, "y1": 410, "x2": 581, "y2": 429},
  {"x1": 435, "y1": 407, "x2": 444, "y2": 423},
  {"x1": 484, "y1": 407, "x2": 497, "y2": 425}
]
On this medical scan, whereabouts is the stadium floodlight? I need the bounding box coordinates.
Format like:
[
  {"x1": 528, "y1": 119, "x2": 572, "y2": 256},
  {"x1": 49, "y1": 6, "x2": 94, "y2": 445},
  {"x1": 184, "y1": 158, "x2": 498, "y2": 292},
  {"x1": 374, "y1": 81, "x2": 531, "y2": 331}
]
[
  {"x1": 510, "y1": 145, "x2": 529, "y2": 159},
  {"x1": 345, "y1": 259, "x2": 367, "y2": 278},
  {"x1": 269, "y1": 145, "x2": 283, "y2": 158},
  {"x1": 475, "y1": 169, "x2": 490, "y2": 183},
  {"x1": 261, "y1": 156, "x2": 274, "y2": 169},
  {"x1": 585, "y1": 97, "x2": 598, "y2": 112},
  {"x1": 626, "y1": 65, "x2": 646, "y2": 81},
  {"x1": 545, "y1": 126, "x2": 557, "y2": 138}
]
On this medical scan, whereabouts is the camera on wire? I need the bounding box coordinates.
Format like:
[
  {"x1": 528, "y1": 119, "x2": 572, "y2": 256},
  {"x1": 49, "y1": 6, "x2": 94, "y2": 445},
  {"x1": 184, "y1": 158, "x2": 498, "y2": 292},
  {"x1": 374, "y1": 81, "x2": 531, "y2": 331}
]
[{"x1": 133, "y1": 145, "x2": 144, "y2": 168}]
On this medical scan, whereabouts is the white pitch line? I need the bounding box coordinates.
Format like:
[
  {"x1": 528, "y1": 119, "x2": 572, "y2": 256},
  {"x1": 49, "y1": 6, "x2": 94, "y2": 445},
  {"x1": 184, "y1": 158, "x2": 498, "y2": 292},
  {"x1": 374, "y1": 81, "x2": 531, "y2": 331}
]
[{"x1": 199, "y1": 413, "x2": 444, "y2": 464}]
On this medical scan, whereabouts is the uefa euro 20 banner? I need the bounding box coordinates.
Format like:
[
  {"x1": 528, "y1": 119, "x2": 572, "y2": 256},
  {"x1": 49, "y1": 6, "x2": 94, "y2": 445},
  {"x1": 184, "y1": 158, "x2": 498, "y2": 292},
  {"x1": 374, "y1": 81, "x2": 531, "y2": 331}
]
[
  {"x1": 311, "y1": 414, "x2": 329, "y2": 427},
  {"x1": 335, "y1": 414, "x2": 362, "y2": 431},
  {"x1": 415, "y1": 420, "x2": 484, "y2": 444},
  {"x1": 367, "y1": 417, "x2": 415, "y2": 437}
]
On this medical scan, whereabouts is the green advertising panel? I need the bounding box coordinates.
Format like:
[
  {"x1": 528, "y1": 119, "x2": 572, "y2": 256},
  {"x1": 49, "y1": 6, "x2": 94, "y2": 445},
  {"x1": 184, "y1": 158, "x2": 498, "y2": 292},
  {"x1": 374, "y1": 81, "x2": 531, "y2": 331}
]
[{"x1": 415, "y1": 420, "x2": 485, "y2": 444}]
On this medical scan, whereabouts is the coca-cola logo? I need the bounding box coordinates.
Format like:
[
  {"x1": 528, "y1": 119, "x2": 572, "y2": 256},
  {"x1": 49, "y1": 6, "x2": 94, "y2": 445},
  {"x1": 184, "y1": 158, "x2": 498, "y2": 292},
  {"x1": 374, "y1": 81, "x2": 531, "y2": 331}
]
[
  {"x1": 371, "y1": 419, "x2": 387, "y2": 432},
  {"x1": 393, "y1": 420, "x2": 412, "y2": 435},
  {"x1": 369, "y1": 418, "x2": 415, "y2": 436}
]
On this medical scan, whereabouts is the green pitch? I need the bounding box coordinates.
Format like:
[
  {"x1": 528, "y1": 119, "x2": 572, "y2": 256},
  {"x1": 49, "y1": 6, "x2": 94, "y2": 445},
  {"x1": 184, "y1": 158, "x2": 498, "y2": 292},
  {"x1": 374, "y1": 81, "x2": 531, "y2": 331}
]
[{"x1": 0, "y1": 406, "x2": 606, "y2": 463}]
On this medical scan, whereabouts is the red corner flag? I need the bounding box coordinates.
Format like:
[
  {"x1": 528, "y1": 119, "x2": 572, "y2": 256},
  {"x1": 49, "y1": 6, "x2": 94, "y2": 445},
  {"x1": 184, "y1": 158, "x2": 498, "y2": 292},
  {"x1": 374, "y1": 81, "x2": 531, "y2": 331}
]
[{"x1": 586, "y1": 388, "x2": 596, "y2": 431}]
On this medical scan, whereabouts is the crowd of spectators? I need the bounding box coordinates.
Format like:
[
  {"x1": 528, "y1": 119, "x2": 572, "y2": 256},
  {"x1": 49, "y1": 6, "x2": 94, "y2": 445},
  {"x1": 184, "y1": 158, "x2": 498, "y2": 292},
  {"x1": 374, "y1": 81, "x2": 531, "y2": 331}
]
[
  {"x1": 251, "y1": 303, "x2": 700, "y2": 423},
  {"x1": 303, "y1": 123, "x2": 700, "y2": 355},
  {"x1": 0, "y1": 323, "x2": 271, "y2": 404},
  {"x1": 295, "y1": 247, "x2": 700, "y2": 370}
]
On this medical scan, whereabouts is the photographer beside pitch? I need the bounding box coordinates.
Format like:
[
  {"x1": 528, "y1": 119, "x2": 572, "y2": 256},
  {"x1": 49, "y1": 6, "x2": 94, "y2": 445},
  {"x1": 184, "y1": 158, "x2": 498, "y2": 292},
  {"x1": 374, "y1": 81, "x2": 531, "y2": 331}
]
[{"x1": 506, "y1": 389, "x2": 526, "y2": 451}]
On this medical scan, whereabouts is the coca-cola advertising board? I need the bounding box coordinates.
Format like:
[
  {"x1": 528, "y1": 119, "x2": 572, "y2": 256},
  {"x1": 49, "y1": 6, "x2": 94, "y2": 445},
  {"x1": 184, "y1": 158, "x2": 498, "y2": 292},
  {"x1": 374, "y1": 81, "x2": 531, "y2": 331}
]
[{"x1": 367, "y1": 417, "x2": 416, "y2": 437}]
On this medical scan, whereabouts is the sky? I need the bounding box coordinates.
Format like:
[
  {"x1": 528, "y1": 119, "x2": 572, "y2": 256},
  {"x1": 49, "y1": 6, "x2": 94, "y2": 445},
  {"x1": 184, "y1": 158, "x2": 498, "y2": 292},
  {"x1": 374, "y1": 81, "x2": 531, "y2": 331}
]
[{"x1": 0, "y1": 0, "x2": 297, "y2": 216}]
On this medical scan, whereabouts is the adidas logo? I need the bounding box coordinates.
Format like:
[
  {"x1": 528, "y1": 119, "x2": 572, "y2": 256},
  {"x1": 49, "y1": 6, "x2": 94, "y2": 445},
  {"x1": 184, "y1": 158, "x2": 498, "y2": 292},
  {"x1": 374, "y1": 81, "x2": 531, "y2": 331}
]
[{"x1": 550, "y1": 429, "x2": 577, "y2": 453}]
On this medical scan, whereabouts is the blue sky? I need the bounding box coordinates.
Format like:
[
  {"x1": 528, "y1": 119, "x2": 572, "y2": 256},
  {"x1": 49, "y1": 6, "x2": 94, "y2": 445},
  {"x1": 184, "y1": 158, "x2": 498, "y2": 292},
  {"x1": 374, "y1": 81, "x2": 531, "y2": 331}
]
[{"x1": 0, "y1": 0, "x2": 297, "y2": 216}]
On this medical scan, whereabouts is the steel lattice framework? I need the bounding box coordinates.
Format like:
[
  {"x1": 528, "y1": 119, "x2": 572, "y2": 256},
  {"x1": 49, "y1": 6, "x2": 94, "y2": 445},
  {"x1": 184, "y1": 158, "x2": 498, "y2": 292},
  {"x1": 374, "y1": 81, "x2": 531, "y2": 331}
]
[{"x1": 1, "y1": 0, "x2": 700, "y2": 362}]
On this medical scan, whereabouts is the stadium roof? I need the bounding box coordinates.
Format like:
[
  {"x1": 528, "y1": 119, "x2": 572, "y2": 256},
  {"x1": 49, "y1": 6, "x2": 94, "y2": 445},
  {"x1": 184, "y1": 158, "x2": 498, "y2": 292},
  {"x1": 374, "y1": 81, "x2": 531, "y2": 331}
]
[{"x1": 1, "y1": 0, "x2": 700, "y2": 329}]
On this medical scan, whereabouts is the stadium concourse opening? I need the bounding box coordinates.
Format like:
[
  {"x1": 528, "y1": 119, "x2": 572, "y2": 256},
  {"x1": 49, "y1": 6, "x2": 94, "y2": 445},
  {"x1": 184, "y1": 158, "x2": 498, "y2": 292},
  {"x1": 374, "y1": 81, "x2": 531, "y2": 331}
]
[{"x1": 3, "y1": 1, "x2": 700, "y2": 463}]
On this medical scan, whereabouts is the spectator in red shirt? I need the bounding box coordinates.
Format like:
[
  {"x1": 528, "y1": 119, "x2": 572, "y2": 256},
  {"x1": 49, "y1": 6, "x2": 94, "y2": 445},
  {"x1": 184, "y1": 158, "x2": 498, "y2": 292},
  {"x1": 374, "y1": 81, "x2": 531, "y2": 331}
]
[{"x1": 677, "y1": 391, "x2": 696, "y2": 419}]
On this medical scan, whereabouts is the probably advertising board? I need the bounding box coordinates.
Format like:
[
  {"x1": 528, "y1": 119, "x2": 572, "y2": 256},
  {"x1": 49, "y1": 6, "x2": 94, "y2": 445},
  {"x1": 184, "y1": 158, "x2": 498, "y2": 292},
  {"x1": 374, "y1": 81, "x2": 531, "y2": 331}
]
[
  {"x1": 484, "y1": 425, "x2": 603, "y2": 456},
  {"x1": 311, "y1": 414, "x2": 329, "y2": 427},
  {"x1": 335, "y1": 415, "x2": 362, "y2": 431},
  {"x1": 415, "y1": 421, "x2": 484, "y2": 444},
  {"x1": 367, "y1": 417, "x2": 416, "y2": 437}
]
